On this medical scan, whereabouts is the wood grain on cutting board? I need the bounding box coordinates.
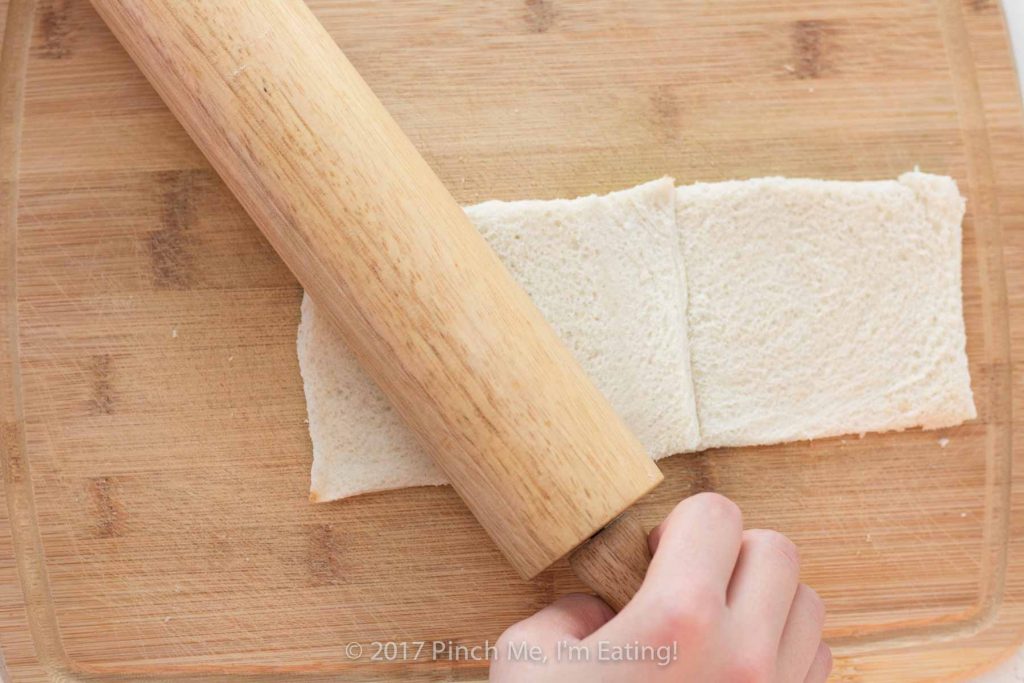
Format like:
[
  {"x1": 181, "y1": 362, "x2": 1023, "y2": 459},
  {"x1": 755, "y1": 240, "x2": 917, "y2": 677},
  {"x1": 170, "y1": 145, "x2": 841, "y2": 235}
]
[{"x1": 0, "y1": 0, "x2": 1021, "y2": 681}]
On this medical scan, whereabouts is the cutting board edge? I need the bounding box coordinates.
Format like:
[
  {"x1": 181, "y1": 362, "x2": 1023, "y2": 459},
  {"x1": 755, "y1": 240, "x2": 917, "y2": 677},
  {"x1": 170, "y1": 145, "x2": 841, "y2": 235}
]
[{"x1": 0, "y1": 0, "x2": 1023, "y2": 680}]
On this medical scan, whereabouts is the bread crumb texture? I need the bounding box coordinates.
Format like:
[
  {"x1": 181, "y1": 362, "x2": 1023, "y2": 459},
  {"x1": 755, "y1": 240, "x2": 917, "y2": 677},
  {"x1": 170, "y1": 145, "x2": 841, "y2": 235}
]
[
  {"x1": 677, "y1": 171, "x2": 974, "y2": 448},
  {"x1": 299, "y1": 172, "x2": 975, "y2": 502}
]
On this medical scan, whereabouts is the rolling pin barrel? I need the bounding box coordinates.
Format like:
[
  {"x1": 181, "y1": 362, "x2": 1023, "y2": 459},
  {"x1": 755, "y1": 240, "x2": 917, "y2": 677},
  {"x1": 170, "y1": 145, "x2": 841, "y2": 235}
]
[{"x1": 90, "y1": 0, "x2": 662, "y2": 601}]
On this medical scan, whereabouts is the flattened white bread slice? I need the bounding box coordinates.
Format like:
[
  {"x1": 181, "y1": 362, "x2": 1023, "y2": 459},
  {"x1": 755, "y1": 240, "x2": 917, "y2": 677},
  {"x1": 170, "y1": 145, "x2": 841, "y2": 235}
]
[
  {"x1": 298, "y1": 293, "x2": 447, "y2": 502},
  {"x1": 677, "y1": 171, "x2": 976, "y2": 449},
  {"x1": 300, "y1": 177, "x2": 700, "y2": 502}
]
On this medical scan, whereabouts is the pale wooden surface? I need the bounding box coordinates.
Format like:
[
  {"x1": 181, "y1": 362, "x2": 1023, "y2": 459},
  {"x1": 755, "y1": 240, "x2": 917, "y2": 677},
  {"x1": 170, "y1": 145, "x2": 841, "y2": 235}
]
[
  {"x1": 0, "y1": 0, "x2": 1021, "y2": 681},
  {"x1": 89, "y1": 0, "x2": 662, "y2": 581}
]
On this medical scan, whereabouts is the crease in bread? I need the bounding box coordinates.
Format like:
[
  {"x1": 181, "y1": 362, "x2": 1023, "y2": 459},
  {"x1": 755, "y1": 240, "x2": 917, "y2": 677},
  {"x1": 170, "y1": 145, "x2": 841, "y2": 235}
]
[{"x1": 299, "y1": 178, "x2": 699, "y2": 502}]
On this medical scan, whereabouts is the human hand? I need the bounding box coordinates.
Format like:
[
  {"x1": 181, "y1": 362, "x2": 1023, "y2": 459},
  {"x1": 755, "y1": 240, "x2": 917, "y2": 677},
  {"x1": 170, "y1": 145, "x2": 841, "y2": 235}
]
[{"x1": 489, "y1": 493, "x2": 831, "y2": 682}]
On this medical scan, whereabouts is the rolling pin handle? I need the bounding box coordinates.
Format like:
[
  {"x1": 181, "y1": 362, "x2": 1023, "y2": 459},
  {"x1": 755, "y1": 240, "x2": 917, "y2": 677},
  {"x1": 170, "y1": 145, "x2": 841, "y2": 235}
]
[{"x1": 568, "y1": 510, "x2": 651, "y2": 612}]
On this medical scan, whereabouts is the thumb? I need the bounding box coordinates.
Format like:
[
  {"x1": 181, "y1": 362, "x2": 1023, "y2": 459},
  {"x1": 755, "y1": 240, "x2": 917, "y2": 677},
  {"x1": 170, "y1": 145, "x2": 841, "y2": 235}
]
[
  {"x1": 505, "y1": 593, "x2": 615, "y2": 644},
  {"x1": 491, "y1": 594, "x2": 614, "y2": 682}
]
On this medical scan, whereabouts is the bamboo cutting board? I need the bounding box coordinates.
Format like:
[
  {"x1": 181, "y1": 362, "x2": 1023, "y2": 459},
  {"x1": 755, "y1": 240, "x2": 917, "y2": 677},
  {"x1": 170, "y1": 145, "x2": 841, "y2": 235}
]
[{"x1": 0, "y1": 0, "x2": 1023, "y2": 680}]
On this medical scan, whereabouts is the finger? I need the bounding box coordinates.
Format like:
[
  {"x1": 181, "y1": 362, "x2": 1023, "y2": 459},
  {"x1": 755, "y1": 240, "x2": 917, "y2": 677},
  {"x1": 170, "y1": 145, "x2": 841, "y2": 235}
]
[
  {"x1": 727, "y1": 529, "x2": 801, "y2": 648},
  {"x1": 506, "y1": 593, "x2": 615, "y2": 644},
  {"x1": 803, "y1": 641, "x2": 833, "y2": 683},
  {"x1": 593, "y1": 494, "x2": 741, "y2": 645},
  {"x1": 777, "y1": 584, "x2": 826, "y2": 681},
  {"x1": 642, "y1": 493, "x2": 744, "y2": 600}
]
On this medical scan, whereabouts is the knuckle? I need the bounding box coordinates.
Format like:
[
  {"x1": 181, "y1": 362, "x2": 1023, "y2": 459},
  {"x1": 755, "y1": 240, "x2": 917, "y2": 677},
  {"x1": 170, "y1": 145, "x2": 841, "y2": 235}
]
[
  {"x1": 654, "y1": 589, "x2": 722, "y2": 641},
  {"x1": 747, "y1": 528, "x2": 800, "y2": 572},
  {"x1": 804, "y1": 585, "x2": 826, "y2": 624},
  {"x1": 821, "y1": 643, "x2": 834, "y2": 674},
  {"x1": 725, "y1": 650, "x2": 776, "y2": 683}
]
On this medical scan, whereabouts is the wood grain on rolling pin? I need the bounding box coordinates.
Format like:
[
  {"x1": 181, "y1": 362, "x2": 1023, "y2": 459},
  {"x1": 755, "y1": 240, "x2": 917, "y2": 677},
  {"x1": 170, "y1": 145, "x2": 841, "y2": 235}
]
[{"x1": 87, "y1": 0, "x2": 662, "y2": 579}]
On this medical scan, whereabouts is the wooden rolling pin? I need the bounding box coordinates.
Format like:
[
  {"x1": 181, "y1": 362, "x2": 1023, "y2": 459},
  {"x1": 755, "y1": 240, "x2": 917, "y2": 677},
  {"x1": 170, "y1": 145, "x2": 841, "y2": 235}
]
[{"x1": 91, "y1": 0, "x2": 663, "y2": 611}]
